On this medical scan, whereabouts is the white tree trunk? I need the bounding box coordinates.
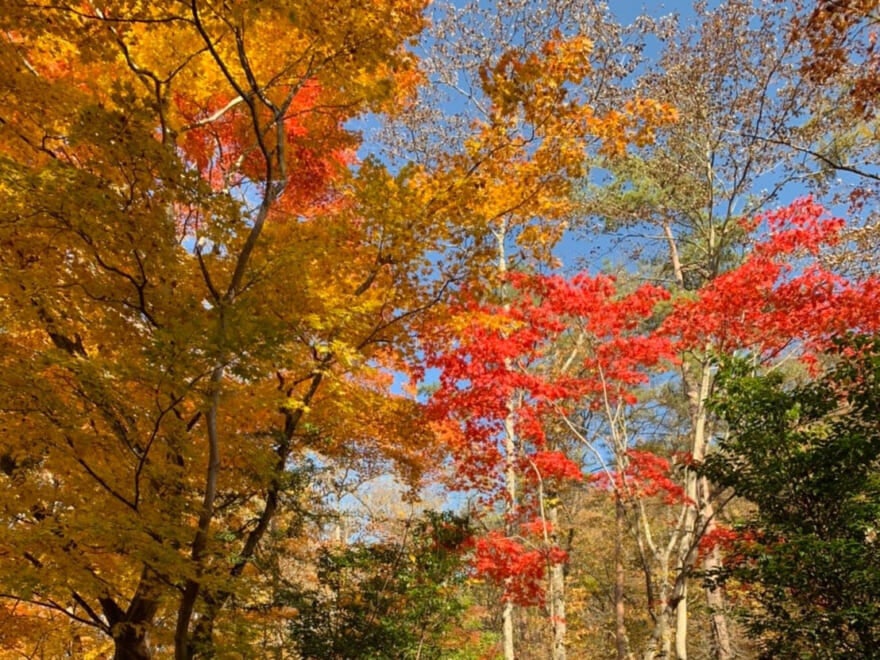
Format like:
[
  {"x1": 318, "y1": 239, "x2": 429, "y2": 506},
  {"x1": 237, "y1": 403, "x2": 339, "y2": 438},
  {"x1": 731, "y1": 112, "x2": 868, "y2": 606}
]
[
  {"x1": 499, "y1": 222, "x2": 518, "y2": 660},
  {"x1": 503, "y1": 599, "x2": 516, "y2": 660},
  {"x1": 549, "y1": 502, "x2": 567, "y2": 660}
]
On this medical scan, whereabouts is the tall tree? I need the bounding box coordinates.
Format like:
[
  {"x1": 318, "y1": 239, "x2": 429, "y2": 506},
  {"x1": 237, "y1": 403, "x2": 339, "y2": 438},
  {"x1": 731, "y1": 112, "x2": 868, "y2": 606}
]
[
  {"x1": 425, "y1": 271, "x2": 673, "y2": 659},
  {"x1": 705, "y1": 337, "x2": 880, "y2": 658},
  {"x1": 393, "y1": 4, "x2": 675, "y2": 654},
  {"x1": 578, "y1": 1, "x2": 878, "y2": 655},
  {"x1": 0, "y1": 2, "x2": 440, "y2": 657}
]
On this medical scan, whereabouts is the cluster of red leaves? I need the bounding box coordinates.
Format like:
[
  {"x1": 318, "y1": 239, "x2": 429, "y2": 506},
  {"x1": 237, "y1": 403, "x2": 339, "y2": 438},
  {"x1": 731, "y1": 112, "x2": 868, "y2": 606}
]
[
  {"x1": 472, "y1": 530, "x2": 568, "y2": 606},
  {"x1": 663, "y1": 197, "x2": 880, "y2": 357},
  {"x1": 429, "y1": 197, "x2": 880, "y2": 610},
  {"x1": 173, "y1": 81, "x2": 354, "y2": 211},
  {"x1": 520, "y1": 518, "x2": 554, "y2": 537},
  {"x1": 698, "y1": 524, "x2": 741, "y2": 558},
  {"x1": 591, "y1": 450, "x2": 692, "y2": 506},
  {"x1": 511, "y1": 273, "x2": 674, "y2": 401},
  {"x1": 425, "y1": 272, "x2": 672, "y2": 606},
  {"x1": 523, "y1": 450, "x2": 583, "y2": 483},
  {"x1": 698, "y1": 524, "x2": 765, "y2": 569},
  {"x1": 174, "y1": 91, "x2": 242, "y2": 181},
  {"x1": 426, "y1": 272, "x2": 673, "y2": 490}
]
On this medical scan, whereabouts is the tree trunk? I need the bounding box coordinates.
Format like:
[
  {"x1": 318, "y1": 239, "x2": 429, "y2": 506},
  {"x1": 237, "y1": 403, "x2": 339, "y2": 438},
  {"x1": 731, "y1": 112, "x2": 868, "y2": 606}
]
[
  {"x1": 498, "y1": 222, "x2": 517, "y2": 660},
  {"x1": 113, "y1": 628, "x2": 153, "y2": 660},
  {"x1": 643, "y1": 605, "x2": 671, "y2": 660},
  {"x1": 615, "y1": 493, "x2": 627, "y2": 660},
  {"x1": 549, "y1": 501, "x2": 567, "y2": 660},
  {"x1": 662, "y1": 200, "x2": 736, "y2": 658},
  {"x1": 704, "y1": 542, "x2": 733, "y2": 660},
  {"x1": 674, "y1": 581, "x2": 688, "y2": 659},
  {"x1": 503, "y1": 599, "x2": 516, "y2": 660},
  {"x1": 502, "y1": 408, "x2": 518, "y2": 660},
  {"x1": 687, "y1": 362, "x2": 733, "y2": 660},
  {"x1": 102, "y1": 568, "x2": 161, "y2": 660},
  {"x1": 175, "y1": 360, "x2": 224, "y2": 659}
]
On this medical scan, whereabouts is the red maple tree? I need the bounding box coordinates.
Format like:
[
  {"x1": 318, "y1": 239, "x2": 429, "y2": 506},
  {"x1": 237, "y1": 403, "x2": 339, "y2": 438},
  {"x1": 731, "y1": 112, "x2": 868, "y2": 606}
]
[{"x1": 424, "y1": 272, "x2": 673, "y2": 603}]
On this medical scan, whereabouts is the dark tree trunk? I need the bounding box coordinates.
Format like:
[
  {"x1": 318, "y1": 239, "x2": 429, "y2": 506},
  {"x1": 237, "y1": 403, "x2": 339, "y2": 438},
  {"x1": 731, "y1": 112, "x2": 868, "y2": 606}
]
[
  {"x1": 112, "y1": 625, "x2": 153, "y2": 660},
  {"x1": 101, "y1": 568, "x2": 162, "y2": 660}
]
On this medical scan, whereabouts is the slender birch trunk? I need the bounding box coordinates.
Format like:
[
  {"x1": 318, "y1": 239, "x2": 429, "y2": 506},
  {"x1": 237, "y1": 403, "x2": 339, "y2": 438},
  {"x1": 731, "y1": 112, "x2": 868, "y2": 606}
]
[
  {"x1": 503, "y1": 408, "x2": 518, "y2": 660},
  {"x1": 497, "y1": 221, "x2": 518, "y2": 660},
  {"x1": 615, "y1": 492, "x2": 627, "y2": 660},
  {"x1": 704, "y1": 543, "x2": 733, "y2": 660},
  {"x1": 548, "y1": 501, "x2": 567, "y2": 660},
  {"x1": 659, "y1": 218, "x2": 733, "y2": 659}
]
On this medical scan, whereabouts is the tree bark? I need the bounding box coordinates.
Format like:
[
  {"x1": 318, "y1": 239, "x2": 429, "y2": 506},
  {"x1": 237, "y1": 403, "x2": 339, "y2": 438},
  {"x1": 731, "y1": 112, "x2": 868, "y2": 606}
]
[
  {"x1": 113, "y1": 628, "x2": 153, "y2": 660},
  {"x1": 502, "y1": 407, "x2": 517, "y2": 660},
  {"x1": 498, "y1": 221, "x2": 518, "y2": 660},
  {"x1": 674, "y1": 580, "x2": 688, "y2": 659},
  {"x1": 502, "y1": 599, "x2": 516, "y2": 660},
  {"x1": 615, "y1": 493, "x2": 627, "y2": 660},
  {"x1": 102, "y1": 568, "x2": 162, "y2": 660},
  {"x1": 687, "y1": 363, "x2": 733, "y2": 660},
  {"x1": 175, "y1": 361, "x2": 224, "y2": 660},
  {"x1": 692, "y1": 378, "x2": 729, "y2": 660},
  {"x1": 549, "y1": 501, "x2": 567, "y2": 660},
  {"x1": 704, "y1": 543, "x2": 733, "y2": 660}
]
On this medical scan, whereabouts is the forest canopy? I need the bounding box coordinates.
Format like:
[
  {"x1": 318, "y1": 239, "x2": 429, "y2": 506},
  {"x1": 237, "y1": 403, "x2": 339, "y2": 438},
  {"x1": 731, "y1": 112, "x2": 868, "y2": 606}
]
[{"x1": 1, "y1": 1, "x2": 878, "y2": 658}]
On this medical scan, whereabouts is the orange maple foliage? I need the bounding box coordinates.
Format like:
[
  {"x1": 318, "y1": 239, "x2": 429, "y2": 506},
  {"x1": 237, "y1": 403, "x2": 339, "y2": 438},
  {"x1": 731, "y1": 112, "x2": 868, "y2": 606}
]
[{"x1": 0, "y1": 1, "x2": 435, "y2": 657}]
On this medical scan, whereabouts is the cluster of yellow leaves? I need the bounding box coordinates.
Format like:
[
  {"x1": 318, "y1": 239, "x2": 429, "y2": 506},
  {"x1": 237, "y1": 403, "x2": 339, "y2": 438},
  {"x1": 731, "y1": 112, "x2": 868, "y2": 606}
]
[
  {"x1": 0, "y1": 603, "x2": 113, "y2": 659},
  {"x1": 0, "y1": 0, "x2": 441, "y2": 655},
  {"x1": 411, "y1": 32, "x2": 677, "y2": 268}
]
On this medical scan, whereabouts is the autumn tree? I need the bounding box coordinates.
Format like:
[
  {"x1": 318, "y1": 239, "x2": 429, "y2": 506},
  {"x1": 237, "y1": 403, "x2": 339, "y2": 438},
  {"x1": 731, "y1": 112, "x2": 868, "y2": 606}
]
[
  {"x1": 571, "y1": 1, "x2": 880, "y2": 656},
  {"x1": 578, "y1": 2, "x2": 796, "y2": 651},
  {"x1": 0, "y1": 1, "x2": 447, "y2": 657},
  {"x1": 647, "y1": 195, "x2": 880, "y2": 655},
  {"x1": 389, "y1": 2, "x2": 676, "y2": 655},
  {"x1": 424, "y1": 270, "x2": 674, "y2": 659},
  {"x1": 556, "y1": 195, "x2": 880, "y2": 659}
]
